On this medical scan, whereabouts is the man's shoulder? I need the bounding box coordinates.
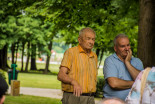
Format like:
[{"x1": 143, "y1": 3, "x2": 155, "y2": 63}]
[
  {"x1": 131, "y1": 57, "x2": 142, "y2": 62},
  {"x1": 105, "y1": 54, "x2": 115, "y2": 60},
  {"x1": 65, "y1": 46, "x2": 78, "y2": 52}
]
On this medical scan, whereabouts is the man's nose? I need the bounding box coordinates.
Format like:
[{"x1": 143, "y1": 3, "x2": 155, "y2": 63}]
[
  {"x1": 90, "y1": 39, "x2": 95, "y2": 45},
  {"x1": 125, "y1": 46, "x2": 130, "y2": 50}
]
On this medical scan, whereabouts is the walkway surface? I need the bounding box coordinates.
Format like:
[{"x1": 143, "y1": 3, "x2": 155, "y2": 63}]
[{"x1": 8, "y1": 87, "x2": 100, "y2": 104}]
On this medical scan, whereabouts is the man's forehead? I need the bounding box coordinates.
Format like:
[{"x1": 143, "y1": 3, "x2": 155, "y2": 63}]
[
  {"x1": 84, "y1": 31, "x2": 96, "y2": 36},
  {"x1": 117, "y1": 37, "x2": 129, "y2": 43}
]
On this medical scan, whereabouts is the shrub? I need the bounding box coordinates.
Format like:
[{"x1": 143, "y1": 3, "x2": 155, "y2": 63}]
[
  {"x1": 95, "y1": 76, "x2": 105, "y2": 98},
  {"x1": 0, "y1": 69, "x2": 6, "y2": 79}
]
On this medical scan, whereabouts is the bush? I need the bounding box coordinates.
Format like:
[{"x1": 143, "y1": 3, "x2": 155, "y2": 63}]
[
  {"x1": 95, "y1": 76, "x2": 105, "y2": 98},
  {"x1": 0, "y1": 69, "x2": 6, "y2": 79}
]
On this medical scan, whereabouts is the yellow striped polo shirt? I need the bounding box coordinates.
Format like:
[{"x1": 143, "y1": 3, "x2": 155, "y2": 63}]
[{"x1": 60, "y1": 45, "x2": 98, "y2": 93}]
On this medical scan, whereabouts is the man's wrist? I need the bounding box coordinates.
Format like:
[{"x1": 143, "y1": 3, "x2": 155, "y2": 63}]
[
  {"x1": 125, "y1": 60, "x2": 130, "y2": 65},
  {"x1": 71, "y1": 79, "x2": 75, "y2": 85}
]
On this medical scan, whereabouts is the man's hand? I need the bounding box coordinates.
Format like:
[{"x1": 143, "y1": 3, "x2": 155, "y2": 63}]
[
  {"x1": 125, "y1": 49, "x2": 132, "y2": 63},
  {"x1": 71, "y1": 80, "x2": 82, "y2": 97},
  {"x1": 57, "y1": 67, "x2": 83, "y2": 97},
  {"x1": 124, "y1": 49, "x2": 141, "y2": 80}
]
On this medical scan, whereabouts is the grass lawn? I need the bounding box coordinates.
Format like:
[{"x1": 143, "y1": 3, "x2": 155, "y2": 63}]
[
  {"x1": 18, "y1": 73, "x2": 61, "y2": 89},
  {"x1": 5, "y1": 72, "x2": 61, "y2": 89},
  {"x1": 5, "y1": 95, "x2": 62, "y2": 104},
  {"x1": 6, "y1": 60, "x2": 61, "y2": 89}
]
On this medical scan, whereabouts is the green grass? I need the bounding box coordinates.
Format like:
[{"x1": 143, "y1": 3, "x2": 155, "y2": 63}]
[
  {"x1": 5, "y1": 72, "x2": 61, "y2": 89},
  {"x1": 18, "y1": 73, "x2": 61, "y2": 89},
  {"x1": 6, "y1": 60, "x2": 61, "y2": 89},
  {"x1": 98, "y1": 68, "x2": 103, "y2": 76},
  {"x1": 5, "y1": 95, "x2": 62, "y2": 104}
]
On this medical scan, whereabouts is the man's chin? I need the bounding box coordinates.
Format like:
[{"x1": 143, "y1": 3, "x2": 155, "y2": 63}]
[
  {"x1": 122, "y1": 54, "x2": 127, "y2": 58},
  {"x1": 88, "y1": 47, "x2": 93, "y2": 50}
]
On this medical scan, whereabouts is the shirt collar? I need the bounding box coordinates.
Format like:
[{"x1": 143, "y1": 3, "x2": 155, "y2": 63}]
[
  {"x1": 113, "y1": 53, "x2": 133, "y2": 62},
  {"x1": 78, "y1": 44, "x2": 94, "y2": 57},
  {"x1": 113, "y1": 53, "x2": 123, "y2": 62}
]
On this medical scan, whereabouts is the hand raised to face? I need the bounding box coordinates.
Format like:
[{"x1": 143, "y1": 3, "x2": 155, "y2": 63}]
[{"x1": 125, "y1": 49, "x2": 132, "y2": 63}]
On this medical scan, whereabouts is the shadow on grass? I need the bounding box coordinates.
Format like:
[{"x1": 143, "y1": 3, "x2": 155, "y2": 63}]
[{"x1": 19, "y1": 70, "x2": 58, "y2": 76}]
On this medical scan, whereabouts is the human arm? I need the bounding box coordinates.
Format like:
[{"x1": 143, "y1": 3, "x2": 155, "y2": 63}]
[
  {"x1": 57, "y1": 66, "x2": 82, "y2": 97},
  {"x1": 0, "y1": 95, "x2": 5, "y2": 104},
  {"x1": 107, "y1": 77, "x2": 134, "y2": 90},
  {"x1": 125, "y1": 49, "x2": 141, "y2": 80},
  {"x1": 103, "y1": 55, "x2": 134, "y2": 90}
]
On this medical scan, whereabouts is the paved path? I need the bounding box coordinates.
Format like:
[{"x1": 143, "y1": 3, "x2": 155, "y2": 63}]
[
  {"x1": 8, "y1": 87, "x2": 63, "y2": 99},
  {"x1": 8, "y1": 87, "x2": 100, "y2": 103}
]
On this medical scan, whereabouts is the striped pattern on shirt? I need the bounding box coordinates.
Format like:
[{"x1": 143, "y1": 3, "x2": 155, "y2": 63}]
[{"x1": 60, "y1": 45, "x2": 98, "y2": 93}]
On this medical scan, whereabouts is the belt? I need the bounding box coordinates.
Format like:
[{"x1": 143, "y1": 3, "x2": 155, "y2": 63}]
[
  {"x1": 64, "y1": 91, "x2": 95, "y2": 96},
  {"x1": 81, "y1": 93, "x2": 95, "y2": 96}
]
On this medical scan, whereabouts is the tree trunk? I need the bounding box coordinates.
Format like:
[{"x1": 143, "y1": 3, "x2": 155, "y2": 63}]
[
  {"x1": 44, "y1": 40, "x2": 53, "y2": 74},
  {"x1": 0, "y1": 45, "x2": 8, "y2": 70},
  {"x1": 98, "y1": 49, "x2": 104, "y2": 69},
  {"x1": 30, "y1": 44, "x2": 37, "y2": 70},
  {"x1": 138, "y1": 0, "x2": 155, "y2": 68},
  {"x1": 11, "y1": 43, "x2": 15, "y2": 64},
  {"x1": 96, "y1": 48, "x2": 100, "y2": 58},
  {"x1": 21, "y1": 42, "x2": 25, "y2": 72},
  {"x1": 15, "y1": 42, "x2": 19, "y2": 64},
  {"x1": 25, "y1": 42, "x2": 30, "y2": 72}
]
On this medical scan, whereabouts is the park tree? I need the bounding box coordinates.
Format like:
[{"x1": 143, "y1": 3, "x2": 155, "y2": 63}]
[
  {"x1": 138, "y1": 0, "x2": 155, "y2": 68},
  {"x1": 40, "y1": 21, "x2": 56, "y2": 73},
  {"x1": 0, "y1": 0, "x2": 37, "y2": 70},
  {"x1": 0, "y1": 0, "x2": 20, "y2": 69},
  {"x1": 0, "y1": 0, "x2": 143, "y2": 73},
  {"x1": 0, "y1": 16, "x2": 19, "y2": 69},
  {"x1": 25, "y1": 0, "x2": 140, "y2": 69},
  {"x1": 17, "y1": 16, "x2": 45, "y2": 72}
]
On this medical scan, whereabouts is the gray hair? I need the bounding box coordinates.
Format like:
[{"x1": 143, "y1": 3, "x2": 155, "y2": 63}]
[
  {"x1": 79, "y1": 27, "x2": 96, "y2": 37},
  {"x1": 98, "y1": 97, "x2": 126, "y2": 104},
  {"x1": 113, "y1": 34, "x2": 129, "y2": 46}
]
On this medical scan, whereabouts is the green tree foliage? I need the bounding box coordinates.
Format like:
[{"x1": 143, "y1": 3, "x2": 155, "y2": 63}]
[
  {"x1": 0, "y1": 0, "x2": 140, "y2": 70},
  {"x1": 24, "y1": 0, "x2": 140, "y2": 62}
]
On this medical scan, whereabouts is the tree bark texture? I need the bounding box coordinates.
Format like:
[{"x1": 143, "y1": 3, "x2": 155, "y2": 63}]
[
  {"x1": 15, "y1": 42, "x2": 19, "y2": 64},
  {"x1": 44, "y1": 40, "x2": 53, "y2": 74},
  {"x1": 30, "y1": 44, "x2": 37, "y2": 70},
  {"x1": 0, "y1": 45, "x2": 8, "y2": 70},
  {"x1": 138, "y1": 0, "x2": 155, "y2": 68},
  {"x1": 25, "y1": 42, "x2": 30, "y2": 72},
  {"x1": 11, "y1": 43, "x2": 15, "y2": 64},
  {"x1": 21, "y1": 42, "x2": 25, "y2": 72}
]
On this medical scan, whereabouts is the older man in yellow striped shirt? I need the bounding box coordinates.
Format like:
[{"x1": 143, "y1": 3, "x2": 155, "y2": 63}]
[{"x1": 57, "y1": 27, "x2": 98, "y2": 104}]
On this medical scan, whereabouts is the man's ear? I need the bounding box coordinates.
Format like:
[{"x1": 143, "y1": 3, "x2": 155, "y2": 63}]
[{"x1": 78, "y1": 37, "x2": 82, "y2": 44}]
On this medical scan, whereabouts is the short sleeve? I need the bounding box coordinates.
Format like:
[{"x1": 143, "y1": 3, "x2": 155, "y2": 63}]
[
  {"x1": 131, "y1": 58, "x2": 144, "y2": 71},
  {"x1": 60, "y1": 49, "x2": 73, "y2": 70},
  {"x1": 103, "y1": 57, "x2": 118, "y2": 79}
]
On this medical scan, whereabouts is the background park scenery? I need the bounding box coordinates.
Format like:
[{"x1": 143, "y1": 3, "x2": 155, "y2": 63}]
[{"x1": 0, "y1": 0, "x2": 155, "y2": 104}]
